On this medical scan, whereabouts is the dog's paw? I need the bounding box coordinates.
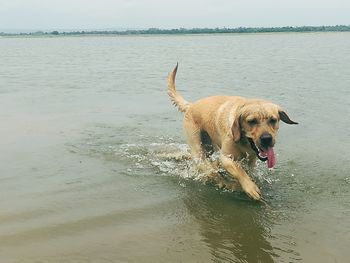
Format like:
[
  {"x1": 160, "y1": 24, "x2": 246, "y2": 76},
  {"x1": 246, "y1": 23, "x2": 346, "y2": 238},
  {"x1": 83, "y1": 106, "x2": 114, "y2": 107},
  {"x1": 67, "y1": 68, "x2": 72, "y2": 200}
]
[{"x1": 240, "y1": 178, "x2": 261, "y2": 200}]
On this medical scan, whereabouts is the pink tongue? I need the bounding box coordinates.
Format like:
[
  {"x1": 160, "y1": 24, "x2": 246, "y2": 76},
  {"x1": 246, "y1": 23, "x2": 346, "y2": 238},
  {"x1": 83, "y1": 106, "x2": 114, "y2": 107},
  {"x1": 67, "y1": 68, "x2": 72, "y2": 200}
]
[{"x1": 261, "y1": 147, "x2": 276, "y2": 168}]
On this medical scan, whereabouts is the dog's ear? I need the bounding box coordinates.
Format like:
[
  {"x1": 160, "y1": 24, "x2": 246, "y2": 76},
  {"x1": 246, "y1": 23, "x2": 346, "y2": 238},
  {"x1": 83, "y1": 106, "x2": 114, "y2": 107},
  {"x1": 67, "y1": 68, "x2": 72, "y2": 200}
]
[
  {"x1": 232, "y1": 117, "x2": 241, "y2": 142},
  {"x1": 279, "y1": 110, "x2": 298, "y2": 125}
]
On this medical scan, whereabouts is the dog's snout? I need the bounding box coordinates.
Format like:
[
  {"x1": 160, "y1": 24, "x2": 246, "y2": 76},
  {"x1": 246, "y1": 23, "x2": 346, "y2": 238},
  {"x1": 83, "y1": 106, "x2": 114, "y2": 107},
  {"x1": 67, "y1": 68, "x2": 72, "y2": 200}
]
[{"x1": 260, "y1": 133, "x2": 273, "y2": 148}]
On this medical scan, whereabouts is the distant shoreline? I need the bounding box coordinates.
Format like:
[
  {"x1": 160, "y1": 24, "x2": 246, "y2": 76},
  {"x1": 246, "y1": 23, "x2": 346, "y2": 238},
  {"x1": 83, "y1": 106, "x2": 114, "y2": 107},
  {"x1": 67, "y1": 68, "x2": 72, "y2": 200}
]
[{"x1": 1, "y1": 25, "x2": 350, "y2": 36}]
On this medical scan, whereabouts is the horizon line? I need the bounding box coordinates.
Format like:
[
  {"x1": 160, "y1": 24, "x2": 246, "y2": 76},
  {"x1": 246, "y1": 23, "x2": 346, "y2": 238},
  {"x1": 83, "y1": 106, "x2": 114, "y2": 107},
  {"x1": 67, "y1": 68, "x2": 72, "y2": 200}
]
[{"x1": 1, "y1": 25, "x2": 350, "y2": 35}]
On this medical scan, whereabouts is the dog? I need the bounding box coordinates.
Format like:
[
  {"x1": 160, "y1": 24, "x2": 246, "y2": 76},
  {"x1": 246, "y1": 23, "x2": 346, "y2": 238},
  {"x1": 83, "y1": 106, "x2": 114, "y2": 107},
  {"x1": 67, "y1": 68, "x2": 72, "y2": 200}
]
[{"x1": 167, "y1": 64, "x2": 298, "y2": 200}]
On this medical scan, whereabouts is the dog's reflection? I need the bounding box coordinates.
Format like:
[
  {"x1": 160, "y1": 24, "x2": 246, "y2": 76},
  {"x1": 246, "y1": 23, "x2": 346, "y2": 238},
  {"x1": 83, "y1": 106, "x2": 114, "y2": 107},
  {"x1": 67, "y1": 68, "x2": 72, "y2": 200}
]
[{"x1": 182, "y1": 184, "x2": 276, "y2": 263}]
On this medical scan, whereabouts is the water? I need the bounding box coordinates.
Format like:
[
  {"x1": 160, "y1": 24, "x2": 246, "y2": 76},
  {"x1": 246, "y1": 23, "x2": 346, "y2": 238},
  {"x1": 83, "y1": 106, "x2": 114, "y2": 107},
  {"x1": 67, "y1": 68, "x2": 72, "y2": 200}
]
[{"x1": 0, "y1": 33, "x2": 350, "y2": 262}]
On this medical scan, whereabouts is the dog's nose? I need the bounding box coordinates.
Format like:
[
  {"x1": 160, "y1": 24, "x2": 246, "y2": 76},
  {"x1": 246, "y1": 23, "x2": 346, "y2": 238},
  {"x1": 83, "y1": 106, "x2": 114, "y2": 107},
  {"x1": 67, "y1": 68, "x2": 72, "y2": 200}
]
[{"x1": 260, "y1": 133, "x2": 273, "y2": 148}]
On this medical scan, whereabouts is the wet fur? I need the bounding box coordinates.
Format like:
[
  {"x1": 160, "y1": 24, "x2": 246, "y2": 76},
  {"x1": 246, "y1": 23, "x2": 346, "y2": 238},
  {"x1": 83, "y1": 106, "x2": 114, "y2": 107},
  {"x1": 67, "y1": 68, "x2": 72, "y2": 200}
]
[{"x1": 167, "y1": 64, "x2": 297, "y2": 200}]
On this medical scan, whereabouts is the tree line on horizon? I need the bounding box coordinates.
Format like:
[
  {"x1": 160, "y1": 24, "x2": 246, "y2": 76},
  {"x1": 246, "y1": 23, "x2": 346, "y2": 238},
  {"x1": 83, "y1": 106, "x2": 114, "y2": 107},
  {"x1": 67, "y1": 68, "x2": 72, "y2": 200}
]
[{"x1": 1, "y1": 25, "x2": 350, "y2": 36}]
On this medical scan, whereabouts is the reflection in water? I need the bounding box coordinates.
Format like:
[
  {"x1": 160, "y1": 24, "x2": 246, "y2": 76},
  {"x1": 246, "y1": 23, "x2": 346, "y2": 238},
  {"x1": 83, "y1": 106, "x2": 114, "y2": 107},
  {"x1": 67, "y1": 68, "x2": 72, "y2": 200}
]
[
  {"x1": 183, "y1": 185, "x2": 276, "y2": 263},
  {"x1": 117, "y1": 141, "x2": 299, "y2": 262}
]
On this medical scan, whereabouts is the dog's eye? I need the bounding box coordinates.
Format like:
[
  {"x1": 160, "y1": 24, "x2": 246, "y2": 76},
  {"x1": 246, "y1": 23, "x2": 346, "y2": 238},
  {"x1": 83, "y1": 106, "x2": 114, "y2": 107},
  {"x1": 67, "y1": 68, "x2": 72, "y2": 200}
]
[
  {"x1": 269, "y1": 118, "x2": 277, "y2": 125},
  {"x1": 247, "y1": 119, "x2": 258, "y2": 125}
]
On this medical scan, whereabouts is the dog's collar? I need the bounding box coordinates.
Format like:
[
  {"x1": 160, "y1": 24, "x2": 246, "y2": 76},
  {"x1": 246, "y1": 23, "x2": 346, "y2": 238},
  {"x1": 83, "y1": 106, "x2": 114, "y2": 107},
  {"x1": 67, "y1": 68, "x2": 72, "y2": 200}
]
[{"x1": 247, "y1": 137, "x2": 268, "y2": 162}]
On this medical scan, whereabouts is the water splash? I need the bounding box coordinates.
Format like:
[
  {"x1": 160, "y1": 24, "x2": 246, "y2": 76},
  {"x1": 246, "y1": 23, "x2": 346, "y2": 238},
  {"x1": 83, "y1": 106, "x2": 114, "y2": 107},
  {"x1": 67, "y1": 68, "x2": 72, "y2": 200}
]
[
  {"x1": 114, "y1": 140, "x2": 279, "y2": 191},
  {"x1": 116, "y1": 142, "x2": 198, "y2": 179}
]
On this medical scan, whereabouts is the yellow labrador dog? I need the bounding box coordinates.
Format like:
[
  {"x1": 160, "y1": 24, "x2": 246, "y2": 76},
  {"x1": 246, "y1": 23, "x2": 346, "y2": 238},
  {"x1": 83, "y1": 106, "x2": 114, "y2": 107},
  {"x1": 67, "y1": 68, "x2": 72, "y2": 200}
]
[{"x1": 167, "y1": 64, "x2": 297, "y2": 200}]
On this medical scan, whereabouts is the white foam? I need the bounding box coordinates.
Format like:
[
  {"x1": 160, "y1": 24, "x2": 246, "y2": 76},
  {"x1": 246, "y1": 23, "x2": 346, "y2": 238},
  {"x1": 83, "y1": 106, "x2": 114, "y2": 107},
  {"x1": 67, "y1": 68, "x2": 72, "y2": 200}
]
[{"x1": 117, "y1": 140, "x2": 277, "y2": 187}]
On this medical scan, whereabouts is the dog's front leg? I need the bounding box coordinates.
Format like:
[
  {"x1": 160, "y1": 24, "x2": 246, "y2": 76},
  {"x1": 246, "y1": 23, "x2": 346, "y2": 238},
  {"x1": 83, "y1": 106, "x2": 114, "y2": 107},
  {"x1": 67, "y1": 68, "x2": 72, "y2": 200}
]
[
  {"x1": 220, "y1": 152, "x2": 261, "y2": 200},
  {"x1": 195, "y1": 159, "x2": 238, "y2": 190}
]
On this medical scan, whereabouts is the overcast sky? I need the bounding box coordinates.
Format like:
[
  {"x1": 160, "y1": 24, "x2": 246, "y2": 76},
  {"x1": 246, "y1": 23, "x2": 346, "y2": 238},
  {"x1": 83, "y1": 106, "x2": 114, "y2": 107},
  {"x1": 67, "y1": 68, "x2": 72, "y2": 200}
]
[{"x1": 0, "y1": 0, "x2": 349, "y2": 31}]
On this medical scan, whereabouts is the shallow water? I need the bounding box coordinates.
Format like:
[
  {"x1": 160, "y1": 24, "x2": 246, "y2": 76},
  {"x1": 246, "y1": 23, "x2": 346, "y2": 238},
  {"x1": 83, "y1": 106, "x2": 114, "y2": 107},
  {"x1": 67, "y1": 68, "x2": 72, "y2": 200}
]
[{"x1": 0, "y1": 33, "x2": 350, "y2": 262}]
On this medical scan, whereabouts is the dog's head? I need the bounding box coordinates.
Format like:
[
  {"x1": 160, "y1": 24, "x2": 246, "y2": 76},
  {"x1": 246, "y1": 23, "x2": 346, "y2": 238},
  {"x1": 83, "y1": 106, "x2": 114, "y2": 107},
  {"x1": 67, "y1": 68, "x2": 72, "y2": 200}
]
[{"x1": 232, "y1": 100, "x2": 298, "y2": 168}]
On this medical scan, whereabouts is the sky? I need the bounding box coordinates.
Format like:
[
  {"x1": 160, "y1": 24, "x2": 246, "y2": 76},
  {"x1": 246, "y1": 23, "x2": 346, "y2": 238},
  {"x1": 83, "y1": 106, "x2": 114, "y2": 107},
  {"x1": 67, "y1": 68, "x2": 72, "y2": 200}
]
[{"x1": 0, "y1": 0, "x2": 349, "y2": 31}]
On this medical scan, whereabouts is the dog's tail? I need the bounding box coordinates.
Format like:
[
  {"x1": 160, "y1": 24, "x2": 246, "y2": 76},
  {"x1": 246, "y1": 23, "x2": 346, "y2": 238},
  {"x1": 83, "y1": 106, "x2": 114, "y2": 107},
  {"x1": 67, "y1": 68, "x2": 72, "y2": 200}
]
[{"x1": 167, "y1": 63, "x2": 191, "y2": 113}]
